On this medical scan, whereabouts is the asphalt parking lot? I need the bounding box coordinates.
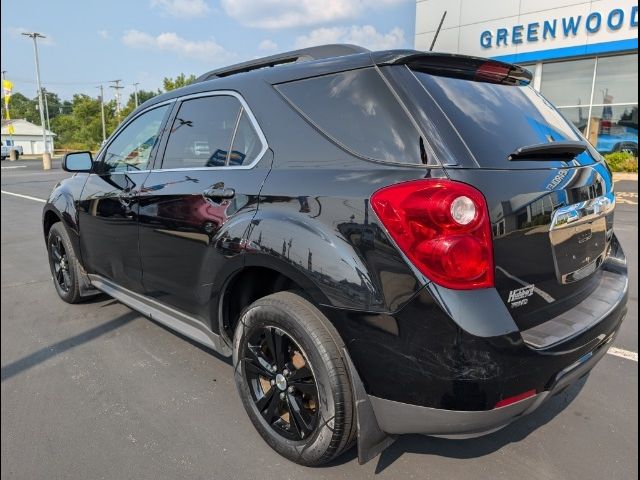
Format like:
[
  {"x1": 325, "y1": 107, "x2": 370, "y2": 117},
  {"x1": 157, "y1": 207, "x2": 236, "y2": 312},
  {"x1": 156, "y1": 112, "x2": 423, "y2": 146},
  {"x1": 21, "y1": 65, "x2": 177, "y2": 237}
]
[{"x1": 1, "y1": 159, "x2": 637, "y2": 480}]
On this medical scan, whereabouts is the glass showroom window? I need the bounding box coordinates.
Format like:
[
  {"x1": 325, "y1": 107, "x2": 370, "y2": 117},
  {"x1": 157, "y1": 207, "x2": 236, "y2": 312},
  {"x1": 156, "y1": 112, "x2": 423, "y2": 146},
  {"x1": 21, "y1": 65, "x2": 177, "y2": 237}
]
[
  {"x1": 541, "y1": 58, "x2": 595, "y2": 108},
  {"x1": 539, "y1": 54, "x2": 638, "y2": 155},
  {"x1": 589, "y1": 54, "x2": 638, "y2": 155}
]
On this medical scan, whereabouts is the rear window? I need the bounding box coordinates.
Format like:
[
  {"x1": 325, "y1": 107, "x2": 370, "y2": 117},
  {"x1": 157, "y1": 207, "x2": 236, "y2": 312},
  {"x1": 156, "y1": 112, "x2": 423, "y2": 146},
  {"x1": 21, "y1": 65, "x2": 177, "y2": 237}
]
[
  {"x1": 276, "y1": 68, "x2": 431, "y2": 166},
  {"x1": 413, "y1": 71, "x2": 596, "y2": 169}
]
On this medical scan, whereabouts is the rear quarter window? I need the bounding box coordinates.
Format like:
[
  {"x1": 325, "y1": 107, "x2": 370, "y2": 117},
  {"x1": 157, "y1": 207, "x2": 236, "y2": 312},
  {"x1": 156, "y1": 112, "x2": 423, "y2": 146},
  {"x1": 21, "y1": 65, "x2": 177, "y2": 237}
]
[{"x1": 276, "y1": 68, "x2": 430, "y2": 166}]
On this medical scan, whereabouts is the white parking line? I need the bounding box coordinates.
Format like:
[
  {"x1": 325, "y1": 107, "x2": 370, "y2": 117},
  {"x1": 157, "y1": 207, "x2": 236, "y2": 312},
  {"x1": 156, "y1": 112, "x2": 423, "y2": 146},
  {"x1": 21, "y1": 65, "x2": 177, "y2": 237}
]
[
  {"x1": 1, "y1": 165, "x2": 28, "y2": 170},
  {"x1": 0, "y1": 190, "x2": 46, "y2": 203},
  {"x1": 607, "y1": 347, "x2": 638, "y2": 362}
]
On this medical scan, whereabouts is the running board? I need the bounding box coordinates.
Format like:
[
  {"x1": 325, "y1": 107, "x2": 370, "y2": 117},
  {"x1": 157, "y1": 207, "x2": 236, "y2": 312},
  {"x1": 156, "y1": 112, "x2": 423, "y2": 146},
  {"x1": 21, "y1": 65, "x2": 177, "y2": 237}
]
[{"x1": 87, "y1": 274, "x2": 232, "y2": 357}]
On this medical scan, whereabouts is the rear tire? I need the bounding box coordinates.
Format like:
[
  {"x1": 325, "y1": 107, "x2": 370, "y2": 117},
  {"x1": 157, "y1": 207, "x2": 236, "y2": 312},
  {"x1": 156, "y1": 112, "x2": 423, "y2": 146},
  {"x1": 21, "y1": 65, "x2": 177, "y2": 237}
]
[
  {"x1": 47, "y1": 222, "x2": 83, "y2": 304},
  {"x1": 233, "y1": 291, "x2": 356, "y2": 466}
]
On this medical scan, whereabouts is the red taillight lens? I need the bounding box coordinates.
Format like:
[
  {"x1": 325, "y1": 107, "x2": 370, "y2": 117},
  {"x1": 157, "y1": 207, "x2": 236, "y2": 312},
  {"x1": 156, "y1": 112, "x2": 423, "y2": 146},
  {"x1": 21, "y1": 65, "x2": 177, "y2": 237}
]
[{"x1": 370, "y1": 179, "x2": 494, "y2": 290}]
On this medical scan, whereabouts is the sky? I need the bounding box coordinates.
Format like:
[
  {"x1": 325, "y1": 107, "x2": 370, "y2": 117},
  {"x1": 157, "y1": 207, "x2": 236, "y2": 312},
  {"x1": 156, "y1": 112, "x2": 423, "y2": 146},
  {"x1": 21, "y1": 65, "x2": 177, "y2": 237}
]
[{"x1": 0, "y1": 0, "x2": 416, "y2": 102}]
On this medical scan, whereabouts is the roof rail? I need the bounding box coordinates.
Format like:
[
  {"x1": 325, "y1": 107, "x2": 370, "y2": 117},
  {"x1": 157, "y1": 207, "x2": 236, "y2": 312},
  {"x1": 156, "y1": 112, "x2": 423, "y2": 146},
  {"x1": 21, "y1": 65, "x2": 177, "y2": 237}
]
[{"x1": 195, "y1": 44, "x2": 369, "y2": 83}]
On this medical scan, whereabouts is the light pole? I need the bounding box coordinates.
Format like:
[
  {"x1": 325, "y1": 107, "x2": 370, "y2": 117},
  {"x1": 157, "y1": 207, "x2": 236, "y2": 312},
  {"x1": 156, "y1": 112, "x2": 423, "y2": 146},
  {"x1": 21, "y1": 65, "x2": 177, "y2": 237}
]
[
  {"x1": 22, "y1": 32, "x2": 50, "y2": 170},
  {"x1": 132, "y1": 82, "x2": 140, "y2": 108},
  {"x1": 42, "y1": 87, "x2": 51, "y2": 131},
  {"x1": 97, "y1": 85, "x2": 107, "y2": 143},
  {"x1": 1, "y1": 70, "x2": 6, "y2": 120}
]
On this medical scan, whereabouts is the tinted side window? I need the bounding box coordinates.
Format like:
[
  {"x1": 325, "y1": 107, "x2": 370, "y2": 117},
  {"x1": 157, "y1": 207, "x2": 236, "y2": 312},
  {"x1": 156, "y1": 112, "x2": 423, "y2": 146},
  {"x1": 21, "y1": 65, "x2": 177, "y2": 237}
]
[
  {"x1": 102, "y1": 105, "x2": 169, "y2": 173},
  {"x1": 229, "y1": 110, "x2": 263, "y2": 166},
  {"x1": 162, "y1": 96, "x2": 241, "y2": 169},
  {"x1": 276, "y1": 68, "x2": 423, "y2": 165}
]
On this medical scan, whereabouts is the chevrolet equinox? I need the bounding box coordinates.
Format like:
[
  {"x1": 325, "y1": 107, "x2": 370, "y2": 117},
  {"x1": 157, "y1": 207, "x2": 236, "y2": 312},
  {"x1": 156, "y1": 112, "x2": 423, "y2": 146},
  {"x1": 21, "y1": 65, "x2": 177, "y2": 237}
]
[{"x1": 43, "y1": 44, "x2": 628, "y2": 466}]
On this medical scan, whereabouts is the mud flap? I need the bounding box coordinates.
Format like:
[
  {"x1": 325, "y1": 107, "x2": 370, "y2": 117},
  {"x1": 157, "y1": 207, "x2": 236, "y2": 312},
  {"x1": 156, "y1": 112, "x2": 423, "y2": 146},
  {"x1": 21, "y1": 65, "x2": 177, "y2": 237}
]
[
  {"x1": 343, "y1": 348, "x2": 397, "y2": 464},
  {"x1": 77, "y1": 263, "x2": 100, "y2": 298}
]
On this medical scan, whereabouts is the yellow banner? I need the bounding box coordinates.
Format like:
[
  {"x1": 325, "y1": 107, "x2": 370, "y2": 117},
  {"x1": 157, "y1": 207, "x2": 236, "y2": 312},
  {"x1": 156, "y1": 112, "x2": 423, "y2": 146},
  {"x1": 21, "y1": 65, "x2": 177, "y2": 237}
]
[
  {"x1": 2, "y1": 79, "x2": 12, "y2": 96},
  {"x1": 3, "y1": 79, "x2": 12, "y2": 110},
  {"x1": 8, "y1": 124, "x2": 15, "y2": 135}
]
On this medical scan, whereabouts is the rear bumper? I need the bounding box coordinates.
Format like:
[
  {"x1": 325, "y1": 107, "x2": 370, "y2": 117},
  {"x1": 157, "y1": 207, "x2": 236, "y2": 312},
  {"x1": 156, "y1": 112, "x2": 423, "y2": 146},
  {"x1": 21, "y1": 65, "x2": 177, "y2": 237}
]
[{"x1": 369, "y1": 325, "x2": 618, "y2": 437}]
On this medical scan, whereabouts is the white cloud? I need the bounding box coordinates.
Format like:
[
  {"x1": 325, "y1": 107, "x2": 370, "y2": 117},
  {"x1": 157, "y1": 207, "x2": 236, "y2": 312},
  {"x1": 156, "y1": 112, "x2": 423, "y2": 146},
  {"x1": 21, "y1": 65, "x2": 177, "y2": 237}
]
[
  {"x1": 122, "y1": 30, "x2": 233, "y2": 62},
  {"x1": 98, "y1": 30, "x2": 109, "y2": 39},
  {"x1": 295, "y1": 25, "x2": 405, "y2": 51},
  {"x1": 258, "y1": 39, "x2": 278, "y2": 52},
  {"x1": 150, "y1": 0, "x2": 210, "y2": 18},
  {"x1": 220, "y1": 0, "x2": 408, "y2": 29}
]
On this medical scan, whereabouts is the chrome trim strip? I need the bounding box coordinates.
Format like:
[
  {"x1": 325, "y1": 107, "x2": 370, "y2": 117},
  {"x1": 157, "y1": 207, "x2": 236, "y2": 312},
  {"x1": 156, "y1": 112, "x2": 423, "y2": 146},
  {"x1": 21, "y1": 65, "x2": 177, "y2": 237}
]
[
  {"x1": 87, "y1": 274, "x2": 232, "y2": 356},
  {"x1": 549, "y1": 193, "x2": 615, "y2": 231}
]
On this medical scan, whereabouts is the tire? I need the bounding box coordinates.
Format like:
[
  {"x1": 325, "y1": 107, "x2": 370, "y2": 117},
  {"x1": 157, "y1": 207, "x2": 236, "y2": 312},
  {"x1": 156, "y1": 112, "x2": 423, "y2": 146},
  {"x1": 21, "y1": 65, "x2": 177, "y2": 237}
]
[
  {"x1": 233, "y1": 291, "x2": 356, "y2": 466},
  {"x1": 47, "y1": 222, "x2": 83, "y2": 304}
]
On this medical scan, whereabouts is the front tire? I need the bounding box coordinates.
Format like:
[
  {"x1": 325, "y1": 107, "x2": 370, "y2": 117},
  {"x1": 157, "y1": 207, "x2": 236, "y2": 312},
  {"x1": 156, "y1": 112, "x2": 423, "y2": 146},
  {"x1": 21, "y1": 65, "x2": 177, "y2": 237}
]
[
  {"x1": 233, "y1": 291, "x2": 356, "y2": 466},
  {"x1": 47, "y1": 223, "x2": 83, "y2": 303}
]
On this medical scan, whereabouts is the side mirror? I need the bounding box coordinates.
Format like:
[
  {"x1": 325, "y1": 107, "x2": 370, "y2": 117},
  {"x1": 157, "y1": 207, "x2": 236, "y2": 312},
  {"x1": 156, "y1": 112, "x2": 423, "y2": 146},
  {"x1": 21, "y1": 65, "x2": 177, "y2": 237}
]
[{"x1": 63, "y1": 151, "x2": 93, "y2": 172}]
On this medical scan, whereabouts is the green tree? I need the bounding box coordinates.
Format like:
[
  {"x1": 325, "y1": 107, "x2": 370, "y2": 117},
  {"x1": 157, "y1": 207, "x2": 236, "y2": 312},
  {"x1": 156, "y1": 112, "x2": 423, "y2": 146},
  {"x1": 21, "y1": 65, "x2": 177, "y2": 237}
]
[
  {"x1": 51, "y1": 94, "x2": 120, "y2": 150},
  {"x1": 163, "y1": 73, "x2": 196, "y2": 92},
  {"x1": 1, "y1": 92, "x2": 40, "y2": 124},
  {"x1": 120, "y1": 89, "x2": 161, "y2": 118}
]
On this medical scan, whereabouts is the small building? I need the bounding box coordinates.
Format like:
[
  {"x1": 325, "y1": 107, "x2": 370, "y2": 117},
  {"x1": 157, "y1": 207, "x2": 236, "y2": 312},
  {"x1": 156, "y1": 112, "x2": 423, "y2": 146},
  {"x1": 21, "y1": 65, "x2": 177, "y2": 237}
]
[{"x1": 1, "y1": 119, "x2": 55, "y2": 154}]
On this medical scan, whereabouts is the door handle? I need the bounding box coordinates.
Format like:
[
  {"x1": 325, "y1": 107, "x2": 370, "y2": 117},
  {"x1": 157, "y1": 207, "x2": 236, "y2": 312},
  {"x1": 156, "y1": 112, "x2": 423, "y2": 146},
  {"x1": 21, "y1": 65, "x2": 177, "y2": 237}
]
[{"x1": 203, "y1": 187, "x2": 235, "y2": 200}]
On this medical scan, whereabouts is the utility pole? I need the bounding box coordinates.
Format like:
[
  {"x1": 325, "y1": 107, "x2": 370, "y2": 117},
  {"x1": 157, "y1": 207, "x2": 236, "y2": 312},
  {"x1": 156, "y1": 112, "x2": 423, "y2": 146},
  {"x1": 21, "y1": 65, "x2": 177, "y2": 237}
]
[
  {"x1": 97, "y1": 85, "x2": 107, "y2": 143},
  {"x1": 109, "y1": 79, "x2": 123, "y2": 118},
  {"x1": 42, "y1": 87, "x2": 51, "y2": 132},
  {"x1": 22, "y1": 32, "x2": 51, "y2": 170},
  {"x1": 132, "y1": 82, "x2": 140, "y2": 108}
]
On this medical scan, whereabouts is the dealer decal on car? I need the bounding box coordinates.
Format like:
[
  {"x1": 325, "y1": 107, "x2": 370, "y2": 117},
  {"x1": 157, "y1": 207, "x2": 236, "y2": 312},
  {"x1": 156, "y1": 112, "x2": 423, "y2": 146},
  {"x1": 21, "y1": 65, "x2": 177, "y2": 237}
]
[{"x1": 508, "y1": 284, "x2": 535, "y2": 308}]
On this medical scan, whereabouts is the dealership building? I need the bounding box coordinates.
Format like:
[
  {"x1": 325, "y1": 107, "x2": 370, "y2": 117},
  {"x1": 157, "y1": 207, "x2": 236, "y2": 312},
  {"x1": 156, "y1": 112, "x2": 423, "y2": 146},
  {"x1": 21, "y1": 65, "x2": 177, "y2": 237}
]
[{"x1": 415, "y1": 0, "x2": 638, "y2": 154}]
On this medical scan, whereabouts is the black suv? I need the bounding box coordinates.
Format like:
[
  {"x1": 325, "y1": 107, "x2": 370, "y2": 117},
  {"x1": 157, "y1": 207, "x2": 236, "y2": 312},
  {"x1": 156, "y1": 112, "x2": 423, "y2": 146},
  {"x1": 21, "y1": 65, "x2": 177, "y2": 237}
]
[{"x1": 43, "y1": 44, "x2": 628, "y2": 466}]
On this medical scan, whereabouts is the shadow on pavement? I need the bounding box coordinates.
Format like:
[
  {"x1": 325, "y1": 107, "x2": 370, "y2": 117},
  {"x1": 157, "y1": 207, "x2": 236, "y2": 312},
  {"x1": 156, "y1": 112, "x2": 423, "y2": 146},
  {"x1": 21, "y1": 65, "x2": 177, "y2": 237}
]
[{"x1": 0, "y1": 310, "x2": 138, "y2": 382}]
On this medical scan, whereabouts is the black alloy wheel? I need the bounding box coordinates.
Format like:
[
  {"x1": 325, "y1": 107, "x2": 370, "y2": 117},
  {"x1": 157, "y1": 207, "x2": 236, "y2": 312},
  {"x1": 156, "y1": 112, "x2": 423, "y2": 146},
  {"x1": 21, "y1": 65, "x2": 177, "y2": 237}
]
[
  {"x1": 242, "y1": 326, "x2": 319, "y2": 441},
  {"x1": 47, "y1": 222, "x2": 82, "y2": 303},
  {"x1": 233, "y1": 291, "x2": 356, "y2": 466},
  {"x1": 49, "y1": 234, "x2": 71, "y2": 293}
]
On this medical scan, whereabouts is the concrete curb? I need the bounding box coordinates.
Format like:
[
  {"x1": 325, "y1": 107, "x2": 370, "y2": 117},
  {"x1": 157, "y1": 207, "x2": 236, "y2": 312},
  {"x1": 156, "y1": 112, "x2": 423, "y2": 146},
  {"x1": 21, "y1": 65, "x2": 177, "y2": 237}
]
[{"x1": 613, "y1": 173, "x2": 638, "y2": 181}]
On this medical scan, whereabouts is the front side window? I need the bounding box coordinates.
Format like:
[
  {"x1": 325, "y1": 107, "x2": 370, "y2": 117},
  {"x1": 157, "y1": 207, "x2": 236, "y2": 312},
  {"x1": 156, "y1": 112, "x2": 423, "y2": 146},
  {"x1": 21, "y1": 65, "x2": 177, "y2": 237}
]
[
  {"x1": 162, "y1": 95, "x2": 246, "y2": 169},
  {"x1": 102, "y1": 105, "x2": 169, "y2": 173}
]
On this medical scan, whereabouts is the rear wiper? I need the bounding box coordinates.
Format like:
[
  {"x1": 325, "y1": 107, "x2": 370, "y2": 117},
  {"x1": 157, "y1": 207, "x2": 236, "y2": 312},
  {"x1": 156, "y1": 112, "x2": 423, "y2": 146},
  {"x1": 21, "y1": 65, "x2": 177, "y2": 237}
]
[{"x1": 508, "y1": 141, "x2": 587, "y2": 161}]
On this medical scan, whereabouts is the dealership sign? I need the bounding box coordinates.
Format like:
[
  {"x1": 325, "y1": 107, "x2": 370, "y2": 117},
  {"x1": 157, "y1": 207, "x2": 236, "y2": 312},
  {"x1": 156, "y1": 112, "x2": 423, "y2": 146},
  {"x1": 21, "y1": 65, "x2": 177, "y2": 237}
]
[{"x1": 481, "y1": 5, "x2": 638, "y2": 49}]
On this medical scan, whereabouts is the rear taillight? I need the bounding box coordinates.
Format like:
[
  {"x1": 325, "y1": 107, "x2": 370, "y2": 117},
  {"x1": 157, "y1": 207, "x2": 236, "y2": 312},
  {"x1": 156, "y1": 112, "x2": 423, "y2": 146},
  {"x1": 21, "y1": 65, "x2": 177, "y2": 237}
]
[{"x1": 370, "y1": 179, "x2": 494, "y2": 290}]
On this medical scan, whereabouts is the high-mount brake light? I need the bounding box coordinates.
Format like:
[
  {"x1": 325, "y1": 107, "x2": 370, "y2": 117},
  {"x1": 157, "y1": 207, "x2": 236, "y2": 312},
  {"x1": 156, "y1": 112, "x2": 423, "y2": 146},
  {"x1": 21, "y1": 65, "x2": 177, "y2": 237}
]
[{"x1": 370, "y1": 179, "x2": 494, "y2": 290}]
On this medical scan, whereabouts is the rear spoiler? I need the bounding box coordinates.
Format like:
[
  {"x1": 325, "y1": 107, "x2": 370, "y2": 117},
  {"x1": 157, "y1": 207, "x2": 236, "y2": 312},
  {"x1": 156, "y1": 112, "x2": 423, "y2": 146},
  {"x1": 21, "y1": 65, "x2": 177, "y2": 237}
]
[{"x1": 372, "y1": 51, "x2": 533, "y2": 86}]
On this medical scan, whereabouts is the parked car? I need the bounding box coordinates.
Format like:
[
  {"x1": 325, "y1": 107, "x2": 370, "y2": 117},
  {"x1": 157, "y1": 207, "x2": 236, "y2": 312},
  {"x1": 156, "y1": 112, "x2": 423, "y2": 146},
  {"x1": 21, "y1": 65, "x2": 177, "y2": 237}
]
[
  {"x1": 1, "y1": 139, "x2": 23, "y2": 160},
  {"x1": 43, "y1": 45, "x2": 628, "y2": 466}
]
